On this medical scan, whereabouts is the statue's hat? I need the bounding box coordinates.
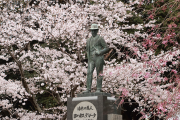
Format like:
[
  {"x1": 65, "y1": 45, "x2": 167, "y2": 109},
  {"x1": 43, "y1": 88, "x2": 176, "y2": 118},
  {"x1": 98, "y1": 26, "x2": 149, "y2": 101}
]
[{"x1": 90, "y1": 24, "x2": 99, "y2": 30}]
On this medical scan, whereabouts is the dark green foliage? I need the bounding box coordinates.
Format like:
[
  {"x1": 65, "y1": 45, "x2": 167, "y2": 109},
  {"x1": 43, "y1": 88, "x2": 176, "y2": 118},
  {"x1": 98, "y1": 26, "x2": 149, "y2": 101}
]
[
  {"x1": 119, "y1": 0, "x2": 131, "y2": 4},
  {"x1": 125, "y1": 13, "x2": 144, "y2": 25},
  {"x1": 89, "y1": 0, "x2": 95, "y2": 5},
  {"x1": 122, "y1": 29, "x2": 139, "y2": 34},
  {"x1": 29, "y1": 0, "x2": 40, "y2": 6},
  {"x1": 5, "y1": 69, "x2": 21, "y2": 81},
  {"x1": 155, "y1": 45, "x2": 162, "y2": 56},
  {"x1": 36, "y1": 92, "x2": 58, "y2": 108},
  {"x1": 0, "y1": 109, "x2": 11, "y2": 118},
  {"x1": 0, "y1": 57, "x2": 13, "y2": 65},
  {"x1": 119, "y1": 98, "x2": 141, "y2": 120},
  {"x1": 24, "y1": 70, "x2": 37, "y2": 79}
]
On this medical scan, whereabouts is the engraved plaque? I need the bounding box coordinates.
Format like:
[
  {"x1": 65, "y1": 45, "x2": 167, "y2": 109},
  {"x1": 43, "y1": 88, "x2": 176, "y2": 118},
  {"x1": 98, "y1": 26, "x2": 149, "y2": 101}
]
[{"x1": 73, "y1": 101, "x2": 97, "y2": 120}]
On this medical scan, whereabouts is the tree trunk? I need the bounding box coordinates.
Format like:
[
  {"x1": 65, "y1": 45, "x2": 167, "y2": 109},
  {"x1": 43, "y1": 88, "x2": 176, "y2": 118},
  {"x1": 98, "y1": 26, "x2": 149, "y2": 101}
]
[{"x1": 7, "y1": 47, "x2": 43, "y2": 113}]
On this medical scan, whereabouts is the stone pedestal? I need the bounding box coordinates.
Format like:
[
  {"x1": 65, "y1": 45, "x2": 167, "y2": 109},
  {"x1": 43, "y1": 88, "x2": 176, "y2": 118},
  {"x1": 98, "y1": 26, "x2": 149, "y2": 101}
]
[
  {"x1": 67, "y1": 93, "x2": 122, "y2": 120},
  {"x1": 77, "y1": 92, "x2": 111, "y2": 97},
  {"x1": 108, "y1": 114, "x2": 122, "y2": 120}
]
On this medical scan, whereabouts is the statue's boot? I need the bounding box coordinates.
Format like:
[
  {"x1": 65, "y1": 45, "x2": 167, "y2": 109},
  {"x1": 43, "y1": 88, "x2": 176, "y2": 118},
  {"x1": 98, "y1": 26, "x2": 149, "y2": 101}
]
[
  {"x1": 82, "y1": 82, "x2": 91, "y2": 93},
  {"x1": 96, "y1": 76, "x2": 103, "y2": 93},
  {"x1": 83, "y1": 89, "x2": 91, "y2": 93}
]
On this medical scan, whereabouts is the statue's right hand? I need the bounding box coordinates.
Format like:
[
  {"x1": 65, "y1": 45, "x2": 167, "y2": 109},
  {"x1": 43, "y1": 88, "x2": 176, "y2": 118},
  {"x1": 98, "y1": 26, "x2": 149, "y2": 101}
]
[{"x1": 95, "y1": 50, "x2": 100, "y2": 55}]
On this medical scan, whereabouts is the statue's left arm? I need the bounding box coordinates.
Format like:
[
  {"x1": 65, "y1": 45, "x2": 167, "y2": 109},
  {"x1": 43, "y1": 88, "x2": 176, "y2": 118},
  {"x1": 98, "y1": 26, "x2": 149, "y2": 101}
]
[
  {"x1": 86, "y1": 38, "x2": 90, "y2": 60},
  {"x1": 99, "y1": 37, "x2": 109, "y2": 55}
]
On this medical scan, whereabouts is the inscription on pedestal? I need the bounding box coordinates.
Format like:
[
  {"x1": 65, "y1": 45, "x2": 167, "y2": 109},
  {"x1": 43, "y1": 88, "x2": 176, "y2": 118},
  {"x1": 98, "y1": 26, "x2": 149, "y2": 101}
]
[{"x1": 73, "y1": 101, "x2": 97, "y2": 120}]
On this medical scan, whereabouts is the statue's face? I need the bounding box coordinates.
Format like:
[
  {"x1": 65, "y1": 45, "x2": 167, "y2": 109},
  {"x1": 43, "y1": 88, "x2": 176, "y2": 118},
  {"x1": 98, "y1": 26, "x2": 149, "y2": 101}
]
[{"x1": 91, "y1": 29, "x2": 98, "y2": 37}]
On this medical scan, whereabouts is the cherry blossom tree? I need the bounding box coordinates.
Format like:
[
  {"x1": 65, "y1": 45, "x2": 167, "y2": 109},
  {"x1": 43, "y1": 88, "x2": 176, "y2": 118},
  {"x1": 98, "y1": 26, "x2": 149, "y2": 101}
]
[{"x1": 0, "y1": 0, "x2": 179, "y2": 119}]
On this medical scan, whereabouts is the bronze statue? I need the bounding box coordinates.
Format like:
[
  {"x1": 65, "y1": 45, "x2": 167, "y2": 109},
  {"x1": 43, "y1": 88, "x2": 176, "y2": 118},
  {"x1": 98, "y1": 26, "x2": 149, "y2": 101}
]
[{"x1": 83, "y1": 24, "x2": 109, "y2": 93}]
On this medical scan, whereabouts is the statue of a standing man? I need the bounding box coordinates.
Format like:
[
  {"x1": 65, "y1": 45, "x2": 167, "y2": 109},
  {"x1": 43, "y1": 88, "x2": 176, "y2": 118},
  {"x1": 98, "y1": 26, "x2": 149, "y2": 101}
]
[{"x1": 83, "y1": 24, "x2": 109, "y2": 93}]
